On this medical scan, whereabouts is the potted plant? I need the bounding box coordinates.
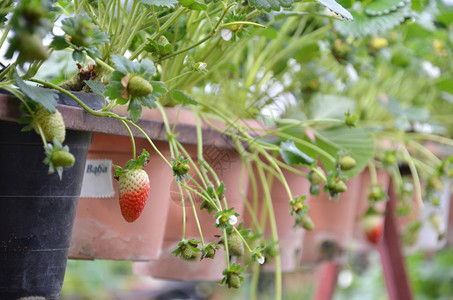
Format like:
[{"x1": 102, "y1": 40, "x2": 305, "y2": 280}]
[
  {"x1": 291, "y1": 0, "x2": 453, "y2": 253},
  {"x1": 0, "y1": 0, "x2": 359, "y2": 298}
]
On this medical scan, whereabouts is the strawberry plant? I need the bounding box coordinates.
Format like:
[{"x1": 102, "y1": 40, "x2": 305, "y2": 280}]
[{"x1": 1, "y1": 0, "x2": 451, "y2": 299}]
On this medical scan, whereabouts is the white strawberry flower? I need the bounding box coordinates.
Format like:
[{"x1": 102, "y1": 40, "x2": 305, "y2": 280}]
[
  {"x1": 221, "y1": 29, "x2": 232, "y2": 41},
  {"x1": 216, "y1": 214, "x2": 237, "y2": 225},
  {"x1": 257, "y1": 255, "x2": 265, "y2": 264}
]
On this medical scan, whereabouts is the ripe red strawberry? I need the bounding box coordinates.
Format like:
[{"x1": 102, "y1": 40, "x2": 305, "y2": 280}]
[
  {"x1": 33, "y1": 106, "x2": 66, "y2": 143},
  {"x1": 362, "y1": 214, "x2": 384, "y2": 244},
  {"x1": 114, "y1": 150, "x2": 150, "y2": 223}
]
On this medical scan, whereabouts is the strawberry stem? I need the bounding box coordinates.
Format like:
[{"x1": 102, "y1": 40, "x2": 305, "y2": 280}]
[
  {"x1": 120, "y1": 119, "x2": 136, "y2": 159},
  {"x1": 223, "y1": 228, "x2": 230, "y2": 269},
  {"x1": 368, "y1": 161, "x2": 378, "y2": 185},
  {"x1": 186, "y1": 187, "x2": 206, "y2": 248},
  {"x1": 176, "y1": 182, "x2": 186, "y2": 240},
  {"x1": 256, "y1": 163, "x2": 282, "y2": 300}
]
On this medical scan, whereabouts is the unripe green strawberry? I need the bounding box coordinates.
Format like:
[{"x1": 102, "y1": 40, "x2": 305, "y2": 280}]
[
  {"x1": 182, "y1": 245, "x2": 195, "y2": 260},
  {"x1": 172, "y1": 162, "x2": 190, "y2": 177},
  {"x1": 227, "y1": 231, "x2": 244, "y2": 256},
  {"x1": 51, "y1": 150, "x2": 75, "y2": 168},
  {"x1": 308, "y1": 167, "x2": 325, "y2": 185},
  {"x1": 23, "y1": 4, "x2": 46, "y2": 26},
  {"x1": 383, "y1": 152, "x2": 397, "y2": 166},
  {"x1": 339, "y1": 155, "x2": 356, "y2": 171},
  {"x1": 127, "y1": 75, "x2": 153, "y2": 98},
  {"x1": 16, "y1": 33, "x2": 49, "y2": 63},
  {"x1": 118, "y1": 169, "x2": 150, "y2": 223},
  {"x1": 301, "y1": 215, "x2": 315, "y2": 231},
  {"x1": 370, "y1": 36, "x2": 388, "y2": 51},
  {"x1": 368, "y1": 185, "x2": 385, "y2": 201},
  {"x1": 331, "y1": 180, "x2": 347, "y2": 193},
  {"x1": 204, "y1": 246, "x2": 216, "y2": 259},
  {"x1": 227, "y1": 273, "x2": 241, "y2": 289},
  {"x1": 33, "y1": 106, "x2": 66, "y2": 143},
  {"x1": 157, "y1": 35, "x2": 170, "y2": 46},
  {"x1": 429, "y1": 213, "x2": 443, "y2": 233},
  {"x1": 428, "y1": 176, "x2": 443, "y2": 191}
]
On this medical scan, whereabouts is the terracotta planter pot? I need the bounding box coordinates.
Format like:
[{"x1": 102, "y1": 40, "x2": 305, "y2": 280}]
[
  {"x1": 68, "y1": 133, "x2": 173, "y2": 261},
  {"x1": 300, "y1": 175, "x2": 362, "y2": 265},
  {"x1": 133, "y1": 109, "x2": 248, "y2": 281},
  {"x1": 244, "y1": 166, "x2": 310, "y2": 273}
]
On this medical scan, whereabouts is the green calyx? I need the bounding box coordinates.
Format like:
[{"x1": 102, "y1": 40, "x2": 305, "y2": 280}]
[
  {"x1": 114, "y1": 149, "x2": 150, "y2": 177},
  {"x1": 171, "y1": 239, "x2": 200, "y2": 261},
  {"x1": 173, "y1": 162, "x2": 190, "y2": 176},
  {"x1": 172, "y1": 155, "x2": 190, "y2": 180},
  {"x1": 221, "y1": 264, "x2": 245, "y2": 289}
]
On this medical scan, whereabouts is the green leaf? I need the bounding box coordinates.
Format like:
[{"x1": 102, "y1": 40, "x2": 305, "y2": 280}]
[
  {"x1": 316, "y1": 0, "x2": 354, "y2": 20},
  {"x1": 404, "y1": 106, "x2": 429, "y2": 122},
  {"x1": 91, "y1": 29, "x2": 110, "y2": 45},
  {"x1": 364, "y1": 0, "x2": 410, "y2": 16},
  {"x1": 178, "y1": 0, "x2": 207, "y2": 10},
  {"x1": 309, "y1": 94, "x2": 355, "y2": 120},
  {"x1": 50, "y1": 36, "x2": 69, "y2": 50},
  {"x1": 334, "y1": 7, "x2": 411, "y2": 37},
  {"x1": 140, "y1": 95, "x2": 157, "y2": 109},
  {"x1": 315, "y1": 126, "x2": 375, "y2": 178},
  {"x1": 85, "y1": 46, "x2": 102, "y2": 60},
  {"x1": 72, "y1": 50, "x2": 85, "y2": 63},
  {"x1": 150, "y1": 81, "x2": 167, "y2": 97},
  {"x1": 293, "y1": 43, "x2": 320, "y2": 63},
  {"x1": 279, "y1": 139, "x2": 315, "y2": 166},
  {"x1": 256, "y1": 27, "x2": 279, "y2": 39},
  {"x1": 139, "y1": 0, "x2": 178, "y2": 6},
  {"x1": 435, "y1": 76, "x2": 453, "y2": 94},
  {"x1": 170, "y1": 90, "x2": 198, "y2": 105},
  {"x1": 111, "y1": 55, "x2": 130, "y2": 74},
  {"x1": 14, "y1": 73, "x2": 59, "y2": 113},
  {"x1": 248, "y1": 0, "x2": 298, "y2": 12},
  {"x1": 104, "y1": 71, "x2": 125, "y2": 100},
  {"x1": 111, "y1": 55, "x2": 156, "y2": 79},
  {"x1": 128, "y1": 98, "x2": 142, "y2": 122},
  {"x1": 137, "y1": 59, "x2": 156, "y2": 79},
  {"x1": 378, "y1": 96, "x2": 403, "y2": 116},
  {"x1": 84, "y1": 80, "x2": 106, "y2": 97}
]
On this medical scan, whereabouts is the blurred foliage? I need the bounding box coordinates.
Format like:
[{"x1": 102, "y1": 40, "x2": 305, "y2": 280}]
[
  {"x1": 61, "y1": 249, "x2": 453, "y2": 299},
  {"x1": 335, "y1": 248, "x2": 453, "y2": 300},
  {"x1": 62, "y1": 260, "x2": 137, "y2": 299},
  {"x1": 408, "y1": 250, "x2": 453, "y2": 299}
]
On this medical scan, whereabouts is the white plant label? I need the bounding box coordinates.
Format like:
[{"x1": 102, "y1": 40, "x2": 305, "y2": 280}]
[{"x1": 80, "y1": 159, "x2": 115, "y2": 198}]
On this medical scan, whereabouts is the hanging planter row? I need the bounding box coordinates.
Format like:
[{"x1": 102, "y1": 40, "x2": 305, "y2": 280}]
[{"x1": 1, "y1": 90, "x2": 451, "y2": 298}]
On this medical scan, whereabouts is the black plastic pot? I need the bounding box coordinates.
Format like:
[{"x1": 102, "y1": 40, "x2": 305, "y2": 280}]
[{"x1": 0, "y1": 120, "x2": 92, "y2": 299}]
